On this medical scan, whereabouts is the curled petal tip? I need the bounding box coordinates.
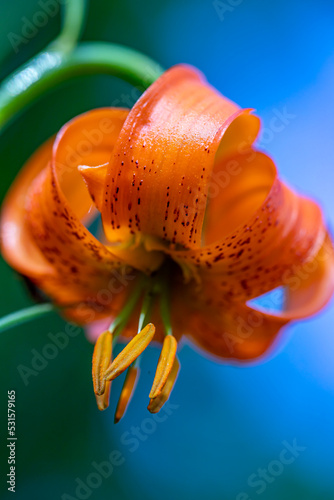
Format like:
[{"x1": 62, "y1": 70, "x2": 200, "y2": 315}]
[
  {"x1": 92, "y1": 330, "x2": 112, "y2": 396},
  {"x1": 149, "y1": 335, "x2": 177, "y2": 399},
  {"x1": 78, "y1": 163, "x2": 108, "y2": 212},
  {"x1": 148, "y1": 356, "x2": 180, "y2": 414},
  {"x1": 104, "y1": 323, "x2": 155, "y2": 382},
  {"x1": 114, "y1": 366, "x2": 139, "y2": 423}
]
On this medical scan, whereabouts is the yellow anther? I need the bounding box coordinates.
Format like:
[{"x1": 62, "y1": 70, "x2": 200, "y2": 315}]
[
  {"x1": 104, "y1": 323, "x2": 155, "y2": 381},
  {"x1": 149, "y1": 335, "x2": 177, "y2": 399},
  {"x1": 148, "y1": 356, "x2": 180, "y2": 414},
  {"x1": 95, "y1": 380, "x2": 111, "y2": 411},
  {"x1": 114, "y1": 366, "x2": 139, "y2": 423},
  {"x1": 92, "y1": 330, "x2": 112, "y2": 396}
]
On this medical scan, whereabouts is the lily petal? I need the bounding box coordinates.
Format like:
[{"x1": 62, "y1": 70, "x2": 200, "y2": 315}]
[
  {"x1": 25, "y1": 109, "x2": 134, "y2": 313},
  {"x1": 169, "y1": 150, "x2": 326, "y2": 301},
  {"x1": 175, "y1": 234, "x2": 334, "y2": 361},
  {"x1": 0, "y1": 138, "x2": 56, "y2": 279},
  {"x1": 101, "y1": 65, "x2": 260, "y2": 249},
  {"x1": 1, "y1": 108, "x2": 148, "y2": 323}
]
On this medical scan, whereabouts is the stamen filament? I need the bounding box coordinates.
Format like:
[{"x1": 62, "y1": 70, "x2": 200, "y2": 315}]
[
  {"x1": 108, "y1": 276, "x2": 145, "y2": 336},
  {"x1": 160, "y1": 281, "x2": 173, "y2": 336},
  {"x1": 138, "y1": 288, "x2": 155, "y2": 333}
]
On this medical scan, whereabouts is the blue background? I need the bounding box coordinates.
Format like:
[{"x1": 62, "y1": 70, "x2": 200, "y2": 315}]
[{"x1": 0, "y1": 0, "x2": 334, "y2": 499}]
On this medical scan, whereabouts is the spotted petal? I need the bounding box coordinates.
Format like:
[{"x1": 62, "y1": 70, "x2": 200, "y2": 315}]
[
  {"x1": 1, "y1": 108, "x2": 141, "y2": 323},
  {"x1": 100, "y1": 65, "x2": 260, "y2": 250}
]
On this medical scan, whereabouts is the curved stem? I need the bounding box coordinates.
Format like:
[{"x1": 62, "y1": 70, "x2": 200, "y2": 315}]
[
  {"x1": 0, "y1": 42, "x2": 164, "y2": 132},
  {"x1": 0, "y1": 303, "x2": 56, "y2": 333},
  {"x1": 0, "y1": 0, "x2": 87, "y2": 126},
  {"x1": 0, "y1": 0, "x2": 86, "y2": 68},
  {"x1": 52, "y1": 0, "x2": 87, "y2": 53}
]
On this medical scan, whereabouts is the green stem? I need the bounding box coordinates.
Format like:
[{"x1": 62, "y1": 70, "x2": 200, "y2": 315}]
[
  {"x1": 0, "y1": 303, "x2": 56, "y2": 333},
  {"x1": 0, "y1": 0, "x2": 87, "y2": 129},
  {"x1": 52, "y1": 0, "x2": 87, "y2": 53},
  {"x1": 0, "y1": 42, "x2": 164, "y2": 132}
]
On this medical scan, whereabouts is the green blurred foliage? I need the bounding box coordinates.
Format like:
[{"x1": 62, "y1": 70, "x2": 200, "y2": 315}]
[{"x1": 0, "y1": 1, "x2": 156, "y2": 498}]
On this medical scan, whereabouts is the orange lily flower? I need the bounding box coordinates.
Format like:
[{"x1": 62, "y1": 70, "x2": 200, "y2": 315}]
[{"x1": 1, "y1": 65, "x2": 334, "y2": 418}]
